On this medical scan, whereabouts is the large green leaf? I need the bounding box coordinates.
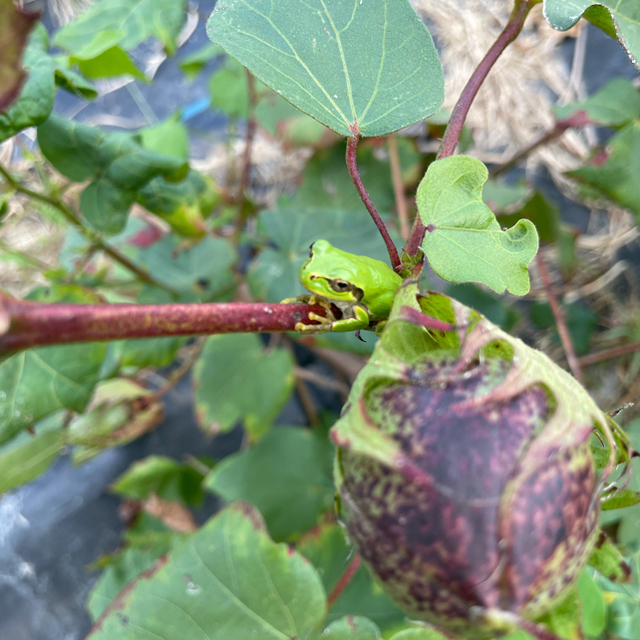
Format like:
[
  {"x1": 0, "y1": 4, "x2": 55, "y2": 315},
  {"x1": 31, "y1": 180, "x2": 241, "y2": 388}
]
[
  {"x1": 87, "y1": 532, "x2": 179, "y2": 621},
  {"x1": 205, "y1": 427, "x2": 334, "y2": 541},
  {"x1": 0, "y1": 0, "x2": 38, "y2": 111},
  {"x1": 134, "y1": 236, "x2": 236, "y2": 299},
  {"x1": 298, "y1": 524, "x2": 406, "y2": 632},
  {"x1": 543, "y1": 1, "x2": 640, "y2": 69},
  {"x1": 569, "y1": 121, "x2": 640, "y2": 221},
  {"x1": 38, "y1": 115, "x2": 188, "y2": 235},
  {"x1": 54, "y1": 0, "x2": 187, "y2": 79},
  {"x1": 87, "y1": 503, "x2": 327, "y2": 640},
  {"x1": 417, "y1": 155, "x2": 539, "y2": 295},
  {"x1": 207, "y1": 0, "x2": 444, "y2": 137},
  {"x1": 0, "y1": 412, "x2": 65, "y2": 494},
  {"x1": 193, "y1": 334, "x2": 294, "y2": 439}
]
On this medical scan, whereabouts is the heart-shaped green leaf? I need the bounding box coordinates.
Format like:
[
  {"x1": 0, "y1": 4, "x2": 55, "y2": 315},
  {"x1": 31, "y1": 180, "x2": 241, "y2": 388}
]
[
  {"x1": 206, "y1": 0, "x2": 444, "y2": 137},
  {"x1": 417, "y1": 156, "x2": 539, "y2": 296},
  {"x1": 86, "y1": 503, "x2": 327, "y2": 640},
  {"x1": 543, "y1": 0, "x2": 640, "y2": 69}
]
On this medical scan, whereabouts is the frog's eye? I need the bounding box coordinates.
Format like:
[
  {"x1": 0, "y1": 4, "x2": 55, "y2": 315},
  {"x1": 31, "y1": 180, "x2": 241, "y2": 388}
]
[{"x1": 330, "y1": 279, "x2": 350, "y2": 292}]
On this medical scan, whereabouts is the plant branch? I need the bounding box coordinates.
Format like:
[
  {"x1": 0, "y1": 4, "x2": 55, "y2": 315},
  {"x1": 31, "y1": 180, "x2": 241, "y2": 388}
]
[
  {"x1": 578, "y1": 341, "x2": 640, "y2": 367},
  {"x1": 0, "y1": 164, "x2": 179, "y2": 296},
  {"x1": 0, "y1": 292, "x2": 327, "y2": 357},
  {"x1": 438, "y1": 0, "x2": 539, "y2": 160},
  {"x1": 536, "y1": 253, "x2": 583, "y2": 384},
  {"x1": 326, "y1": 553, "x2": 361, "y2": 610},
  {"x1": 403, "y1": 0, "x2": 539, "y2": 259},
  {"x1": 151, "y1": 337, "x2": 207, "y2": 401},
  {"x1": 490, "y1": 112, "x2": 591, "y2": 177},
  {"x1": 387, "y1": 133, "x2": 410, "y2": 240},
  {"x1": 346, "y1": 135, "x2": 400, "y2": 270}
]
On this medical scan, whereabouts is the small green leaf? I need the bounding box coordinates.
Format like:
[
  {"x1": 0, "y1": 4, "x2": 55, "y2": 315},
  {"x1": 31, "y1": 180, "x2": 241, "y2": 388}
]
[
  {"x1": 55, "y1": 0, "x2": 187, "y2": 70},
  {"x1": 207, "y1": 0, "x2": 444, "y2": 137},
  {"x1": 298, "y1": 523, "x2": 406, "y2": 632},
  {"x1": 569, "y1": 121, "x2": 640, "y2": 221},
  {"x1": 180, "y1": 42, "x2": 224, "y2": 81},
  {"x1": 0, "y1": 412, "x2": 64, "y2": 494},
  {"x1": 543, "y1": 1, "x2": 640, "y2": 69},
  {"x1": 314, "y1": 616, "x2": 381, "y2": 640},
  {"x1": 578, "y1": 570, "x2": 606, "y2": 637},
  {"x1": 601, "y1": 488, "x2": 640, "y2": 511},
  {"x1": 193, "y1": 335, "x2": 294, "y2": 439},
  {"x1": 555, "y1": 78, "x2": 639, "y2": 127},
  {"x1": 0, "y1": 0, "x2": 38, "y2": 111},
  {"x1": 140, "y1": 116, "x2": 189, "y2": 160},
  {"x1": 588, "y1": 533, "x2": 632, "y2": 583},
  {"x1": 112, "y1": 455, "x2": 207, "y2": 506},
  {"x1": 73, "y1": 45, "x2": 146, "y2": 81},
  {"x1": 86, "y1": 503, "x2": 327, "y2": 640},
  {"x1": 205, "y1": 427, "x2": 334, "y2": 541},
  {"x1": 536, "y1": 587, "x2": 582, "y2": 640},
  {"x1": 417, "y1": 155, "x2": 539, "y2": 295},
  {"x1": 210, "y1": 58, "x2": 252, "y2": 118},
  {"x1": 68, "y1": 379, "x2": 164, "y2": 463}
]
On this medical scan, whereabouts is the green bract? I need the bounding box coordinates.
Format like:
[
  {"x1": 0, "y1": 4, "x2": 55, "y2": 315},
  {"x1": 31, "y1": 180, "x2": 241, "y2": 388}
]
[{"x1": 332, "y1": 281, "x2": 629, "y2": 639}]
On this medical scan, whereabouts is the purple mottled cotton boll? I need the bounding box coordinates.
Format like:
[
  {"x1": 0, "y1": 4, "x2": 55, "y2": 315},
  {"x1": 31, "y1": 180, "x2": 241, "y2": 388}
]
[{"x1": 331, "y1": 284, "x2": 627, "y2": 640}]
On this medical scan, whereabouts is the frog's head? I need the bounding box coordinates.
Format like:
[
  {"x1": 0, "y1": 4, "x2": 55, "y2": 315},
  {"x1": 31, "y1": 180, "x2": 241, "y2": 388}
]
[{"x1": 298, "y1": 240, "x2": 363, "y2": 303}]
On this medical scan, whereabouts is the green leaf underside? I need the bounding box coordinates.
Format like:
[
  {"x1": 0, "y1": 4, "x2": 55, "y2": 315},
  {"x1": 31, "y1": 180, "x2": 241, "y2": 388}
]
[
  {"x1": 0, "y1": 343, "x2": 106, "y2": 445},
  {"x1": 205, "y1": 427, "x2": 334, "y2": 541},
  {"x1": 55, "y1": 0, "x2": 187, "y2": 58},
  {"x1": 206, "y1": 0, "x2": 444, "y2": 137},
  {"x1": 417, "y1": 155, "x2": 539, "y2": 295},
  {"x1": 86, "y1": 503, "x2": 326, "y2": 640},
  {"x1": 543, "y1": 0, "x2": 640, "y2": 69},
  {"x1": 0, "y1": 413, "x2": 65, "y2": 494},
  {"x1": 193, "y1": 334, "x2": 294, "y2": 438}
]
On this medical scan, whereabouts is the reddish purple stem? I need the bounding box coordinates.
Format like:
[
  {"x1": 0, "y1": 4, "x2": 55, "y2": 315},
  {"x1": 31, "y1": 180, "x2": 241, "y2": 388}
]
[
  {"x1": 404, "y1": 0, "x2": 537, "y2": 259},
  {"x1": 346, "y1": 134, "x2": 401, "y2": 270},
  {"x1": 0, "y1": 293, "x2": 326, "y2": 356}
]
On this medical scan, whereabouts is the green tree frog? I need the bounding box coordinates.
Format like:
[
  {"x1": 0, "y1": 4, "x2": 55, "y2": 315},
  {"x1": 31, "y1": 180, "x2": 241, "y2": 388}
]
[{"x1": 283, "y1": 239, "x2": 403, "y2": 334}]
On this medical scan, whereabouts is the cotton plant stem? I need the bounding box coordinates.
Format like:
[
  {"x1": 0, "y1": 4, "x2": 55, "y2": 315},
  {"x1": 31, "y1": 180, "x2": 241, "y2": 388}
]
[
  {"x1": 326, "y1": 553, "x2": 361, "y2": 610},
  {"x1": 387, "y1": 133, "x2": 411, "y2": 240},
  {"x1": 0, "y1": 164, "x2": 179, "y2": 296},
  {"x1": 403, "y1": 0, "x2": 540, "y2": 259},
  {"x1": 578, "y1": 342, "x2": 640, "y2": 367},
  {"x1": 346, "y1": 135, "x2": 401, "y2": 270},
  {"x1": 536, "y1": 253, "x2": 584, "y2": 384},
  {"x1": 151, "y1": 337, "x2": 207, "y2": 402},
  {"x1": 0, "y1": 293, "x2": 327, "y2": 356}
]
